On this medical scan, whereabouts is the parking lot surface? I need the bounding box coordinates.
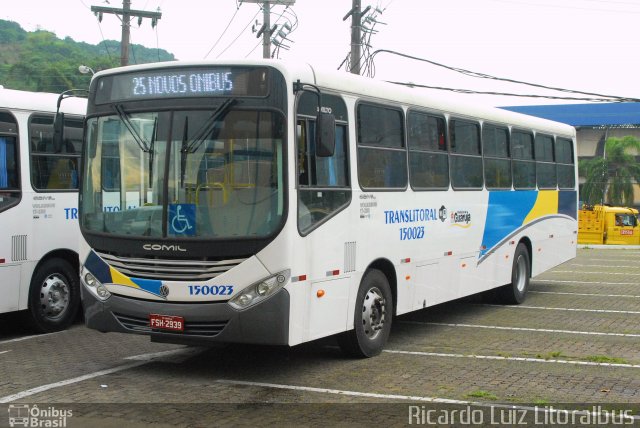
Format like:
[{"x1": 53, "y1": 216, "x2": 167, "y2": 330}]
[{"x1": 1, "y1": 248, "x2": 639, "y2": 427}]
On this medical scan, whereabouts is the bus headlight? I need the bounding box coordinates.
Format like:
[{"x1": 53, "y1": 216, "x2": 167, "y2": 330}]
[
  {"x1": 229, "y1": 269, "x2": 290, "y2": 310},
  {"x1": 84, "y1": 272, "x2": 96, "y2": 287},
  {"x1": 81, "y1": 266, "x2": 111, "y2": 301}
]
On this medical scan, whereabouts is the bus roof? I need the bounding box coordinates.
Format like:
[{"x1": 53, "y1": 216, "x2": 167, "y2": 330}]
[
  {"x1": 92, "y1": 59, "x2": 575, "y2": 138},
  {"x1": 0, "y1": 87, "x2": 86, "y2": 116}
]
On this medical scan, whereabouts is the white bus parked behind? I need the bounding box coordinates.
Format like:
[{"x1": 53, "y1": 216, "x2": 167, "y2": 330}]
[{"x1": 0, "y1": 87, "x2": 86, "y2": 332}]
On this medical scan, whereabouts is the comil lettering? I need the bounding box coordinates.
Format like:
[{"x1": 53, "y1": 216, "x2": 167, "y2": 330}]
[{"x1": 143, "y1": 244, "x2": 187, "y2": 252}]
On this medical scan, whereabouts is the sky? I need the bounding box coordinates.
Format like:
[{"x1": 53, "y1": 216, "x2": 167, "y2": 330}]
[{"x1": 4, "y1": 0, "x2": 640, "y2": 107}]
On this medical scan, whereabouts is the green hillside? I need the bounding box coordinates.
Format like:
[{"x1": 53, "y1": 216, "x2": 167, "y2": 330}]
[{"x1": 0, "y1": 19, "x2": 174, "y2": 93}]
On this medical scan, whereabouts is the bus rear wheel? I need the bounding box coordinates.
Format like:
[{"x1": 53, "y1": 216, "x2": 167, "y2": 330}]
[
  {"x1": 27, "y1": 259, "x2": 80, "y2": 333},
  {"x1": 338, "y1": 269, "x2": 393, "y2": 358},
  {"x1": 497, "y1": 243, "x2": 530, "y2": 304}
]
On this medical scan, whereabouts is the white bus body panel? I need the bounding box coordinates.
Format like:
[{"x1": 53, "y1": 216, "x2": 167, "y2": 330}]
[{"x1": 0, "y1": 88, "x2": 86, "y2": 314}]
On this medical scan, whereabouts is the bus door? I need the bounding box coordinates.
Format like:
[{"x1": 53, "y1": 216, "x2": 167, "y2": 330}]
[
  {"x1": 296, "y1": 92, "x2": 352, "y2": 340},
  {"x1": 0, "y1": 111, "x2": 23, "y2": 312}
]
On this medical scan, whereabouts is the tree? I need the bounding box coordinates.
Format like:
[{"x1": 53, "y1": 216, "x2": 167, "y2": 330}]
[
  {"x1": 579, "y1": 136, "x2": 640, "y2": 207},
  {"x1": 0, "y1": 19, "x2": 174, "y2": 93}
]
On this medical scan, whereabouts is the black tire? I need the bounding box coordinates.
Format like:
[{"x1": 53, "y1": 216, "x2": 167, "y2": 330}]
[
  {"x1": 338, "y1": 269, "x2": 393, "y2": 358},
  {"x1": 497, "y1": 243, "x2": 530, "y2": 304},
  {"x1": 27, "y1": 258, "x2": 79, "y2": 333}
]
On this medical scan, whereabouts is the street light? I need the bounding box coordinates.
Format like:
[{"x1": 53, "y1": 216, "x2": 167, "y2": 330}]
[{"x1": 78, "y1": 65, "x2": 95, "y2": 75}]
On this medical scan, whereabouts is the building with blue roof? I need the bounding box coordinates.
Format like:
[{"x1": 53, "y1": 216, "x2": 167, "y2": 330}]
[
  {"x1": 501, "y1": 103, "x2": 640, "y2": 207},
  {"x1": 501, "y1": 102, "x2": 640, "y2": 158}
]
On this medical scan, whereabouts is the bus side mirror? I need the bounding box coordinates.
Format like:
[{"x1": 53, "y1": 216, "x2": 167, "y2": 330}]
[
  {"x1": 53, "y1": 112, "x2": 65, "y2": 153},
  {"x1": 315, "y1": 112, "x2": 335, "y2": 158}
]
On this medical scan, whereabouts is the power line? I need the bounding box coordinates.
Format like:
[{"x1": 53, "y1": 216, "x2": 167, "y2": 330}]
[
  {"x1": 488, "y1": 0, "x2": 640, "y2": 14},
  {"x1": 216, "y1": 9, "x2": 261, "y2": 58},
  {"x1": 370, "y1": 49, "x2": 640, "y2": 102},
  {"x1": 385, "y1": 81, "x2": 632, "y2": 102},
  {"x1": 203, "y1": 4, "x2": 242, "y2": 59},
  {"x1": 95, "y1": 21, "x2": 115, "y2": 62}
]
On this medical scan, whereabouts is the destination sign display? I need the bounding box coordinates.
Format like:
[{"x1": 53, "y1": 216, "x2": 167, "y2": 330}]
[{"x1": 95, "y1": 67, "x2": 269, "y2": 103}]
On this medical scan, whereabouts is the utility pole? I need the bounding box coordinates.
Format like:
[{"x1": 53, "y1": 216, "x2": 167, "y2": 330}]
[
  {"x1": 245, "y1": 0, "x2": 295, "y2": 59},
  {"x1": 343, "y1": 0, "x2": 371, "y2": 75},
  {"x1": 349, "y1": 0, "x2": 362, "y2": 75},
  {"x1": 262, "y1": 2, "x2": 271, "y2": 58},
  {"x1": 91, "y1": 0, "x2": 162, "y2": 66}
]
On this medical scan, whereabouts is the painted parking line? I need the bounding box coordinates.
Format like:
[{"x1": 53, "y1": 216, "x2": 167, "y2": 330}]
[
  {"x1": 552, "y1": 271, "x2": 640, "y2": 276},
  {"x1": 124, "y1": 347, "x2": 204, "y2": 362},
  {"x1": 0, "y1": 361, "x2": 147, "y2": 403},
  {"x1": 530, "y1": 291, "x2": 640, "y2": 299},
  {"x1": 218, "y1": 379, "x2": 471, "y2": 404},
  {"x1": 568, "y1": 264, "x2": 640, "y2": 269},
  {"x1": 217, "y1": 379, "x2": 640, "y2": 421},
  {"x1": 400, "y1": 321, "x2": 640, "y2": 338},
  {"x1": 481, "y1": 304, "x2": 640, "y2": 315},
  {"x1": 0, "y1": 332, "x2": 61, "y2": 345},
  {"x1": 383, "y1": 349, "x2": 640, "y2": 369},
  {"x1": 0, "y1": 350, "x2": 10, "y2": 355},
  {"x1": 533, "y1": 279, "x2": 637, "y2": 286},
  {"x1": 0, "y1": 347, "x2": 198, "y2": 403},
  {"x1": 577, "y1": 258, "x2": 640, "y2": 262}
]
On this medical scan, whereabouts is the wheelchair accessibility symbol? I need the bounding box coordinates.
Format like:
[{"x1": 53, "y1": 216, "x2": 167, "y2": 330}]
[{"x1": 169, "y1": 204, "x2": 196, "y2": 236}]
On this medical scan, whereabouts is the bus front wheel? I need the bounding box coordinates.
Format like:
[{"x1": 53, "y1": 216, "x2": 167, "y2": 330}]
[
  {"x1": 497, "y1": 243, "x2": 530, "y2": 304},
  {"x1": 28, "y1": 259, "x2": 80, "y2": 333},
  {"x1": 338, "y1": 269, "x2": 393, "y2": 358}
]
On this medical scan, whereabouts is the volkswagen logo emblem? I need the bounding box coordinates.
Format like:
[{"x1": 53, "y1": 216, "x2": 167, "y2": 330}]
[{"x1": 159, "y1": 285, "x2": 170, "y2": 298}]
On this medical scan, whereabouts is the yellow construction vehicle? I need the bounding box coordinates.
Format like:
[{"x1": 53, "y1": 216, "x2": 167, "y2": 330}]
[{"x1": 578, "y1": 204, "x2": 640, "y2": 245}]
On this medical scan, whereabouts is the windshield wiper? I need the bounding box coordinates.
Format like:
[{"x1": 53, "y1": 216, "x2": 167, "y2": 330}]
[
  {"x1": 114, "y1": 104, "x2": 150, "y2": 152},
  {"x1": 180, "y1": 98, "x2": 237, "y2": 187},
  {"x1": 148, "y1": 117, "x2": 157, "y2": 187},
  {"x1": 185, "y1": 98, "x2": 237, "y2": 154},
  {"x1": 180, "y1": 116, "x2": 188, "y2": 187}
]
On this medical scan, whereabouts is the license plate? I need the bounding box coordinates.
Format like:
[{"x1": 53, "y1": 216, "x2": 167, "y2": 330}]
[{"x1": 149, "y1": 314, "x2": 184, "y2": 332}]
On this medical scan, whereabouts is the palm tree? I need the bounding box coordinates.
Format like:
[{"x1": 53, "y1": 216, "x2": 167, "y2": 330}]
[{"x1": 579, "y1": 136, "x2": 640, "y2": 207}]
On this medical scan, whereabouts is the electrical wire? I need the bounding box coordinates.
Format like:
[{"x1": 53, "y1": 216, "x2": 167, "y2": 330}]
[
  {"x1": 488, "y1": 0, "x2": 640, "y2": 14},
  {"x1": 204, "y1": 3, "x2": 242, "y2": 59},
  {"x1": 95, "y1": 21, "x2": 114, "y2": 62},
  {"x1": 385, "y1": 81, "x2": 633, "y2": 102},
  {"x1": 155, "y1": 21, "x2": 161, "y2": 61},
  {"x1": 217, "y1": 9, "x2": 261, "y2": 58},
  {"x1": 370, "y1": 49, "x2": 640, "y2": 102}
]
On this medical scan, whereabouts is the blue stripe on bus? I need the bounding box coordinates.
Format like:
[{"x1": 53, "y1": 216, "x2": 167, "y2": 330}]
[
  {"x1": 130, "y1": 277, "x2": 164, "y2": 297},
  {"x1": 481, "y1": 191, "x2": 538, "y2": 254},
  {"x1": 558, "y1": 190, "x2": 578, "y2": 220},
  {"x1": 84, "y1": 251, "x2": 112, "y2": 284}
]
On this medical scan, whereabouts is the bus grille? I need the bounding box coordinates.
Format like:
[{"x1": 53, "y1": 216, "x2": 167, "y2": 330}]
[
  {"x1": 95, "y1": 251, "x2": 248, "y2": 282},
  {"x1": 114, "y1": 313, "x2": 228, "y2": 337}
]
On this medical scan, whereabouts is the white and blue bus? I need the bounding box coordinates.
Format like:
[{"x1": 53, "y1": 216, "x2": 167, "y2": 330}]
[
  {"x1": 0, "y1": 88, "x2": 86, "y2": 332},
  {"x1": 79, "y1": 60, "x2": 577, "y2": 357}
]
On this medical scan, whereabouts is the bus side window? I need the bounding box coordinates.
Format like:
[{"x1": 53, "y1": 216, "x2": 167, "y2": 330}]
[
  {"x1": 356, "y1": 103, "x2": 406, "y2": 189},
  {"x1": 483, "y1": 124, "x2": 511, "y2": 190},
  {"x1": 29, "y1": 115, "x2": 82, "y2": 191},
  {"x1": 408, "y1": 111, "x2": 449, "y2": 190},
  {"x1": 450, "y1": 119, "x2": 482, "y2": 189},
  {"x1": 297, "y1": 118, "x2": 350, "y2": 234},
  {"x1": 0, "y1": 135, "x2": 20, "y2": 212}
]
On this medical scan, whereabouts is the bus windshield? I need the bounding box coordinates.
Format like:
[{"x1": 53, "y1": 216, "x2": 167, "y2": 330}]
[{"x1": 81, "y1": 107, "x2": 285, "y2": 240}]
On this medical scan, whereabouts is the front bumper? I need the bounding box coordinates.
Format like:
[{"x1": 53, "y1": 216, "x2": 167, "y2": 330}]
[{"x1": 81, "y1": 285, "x2": 290, "y2": 346}]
